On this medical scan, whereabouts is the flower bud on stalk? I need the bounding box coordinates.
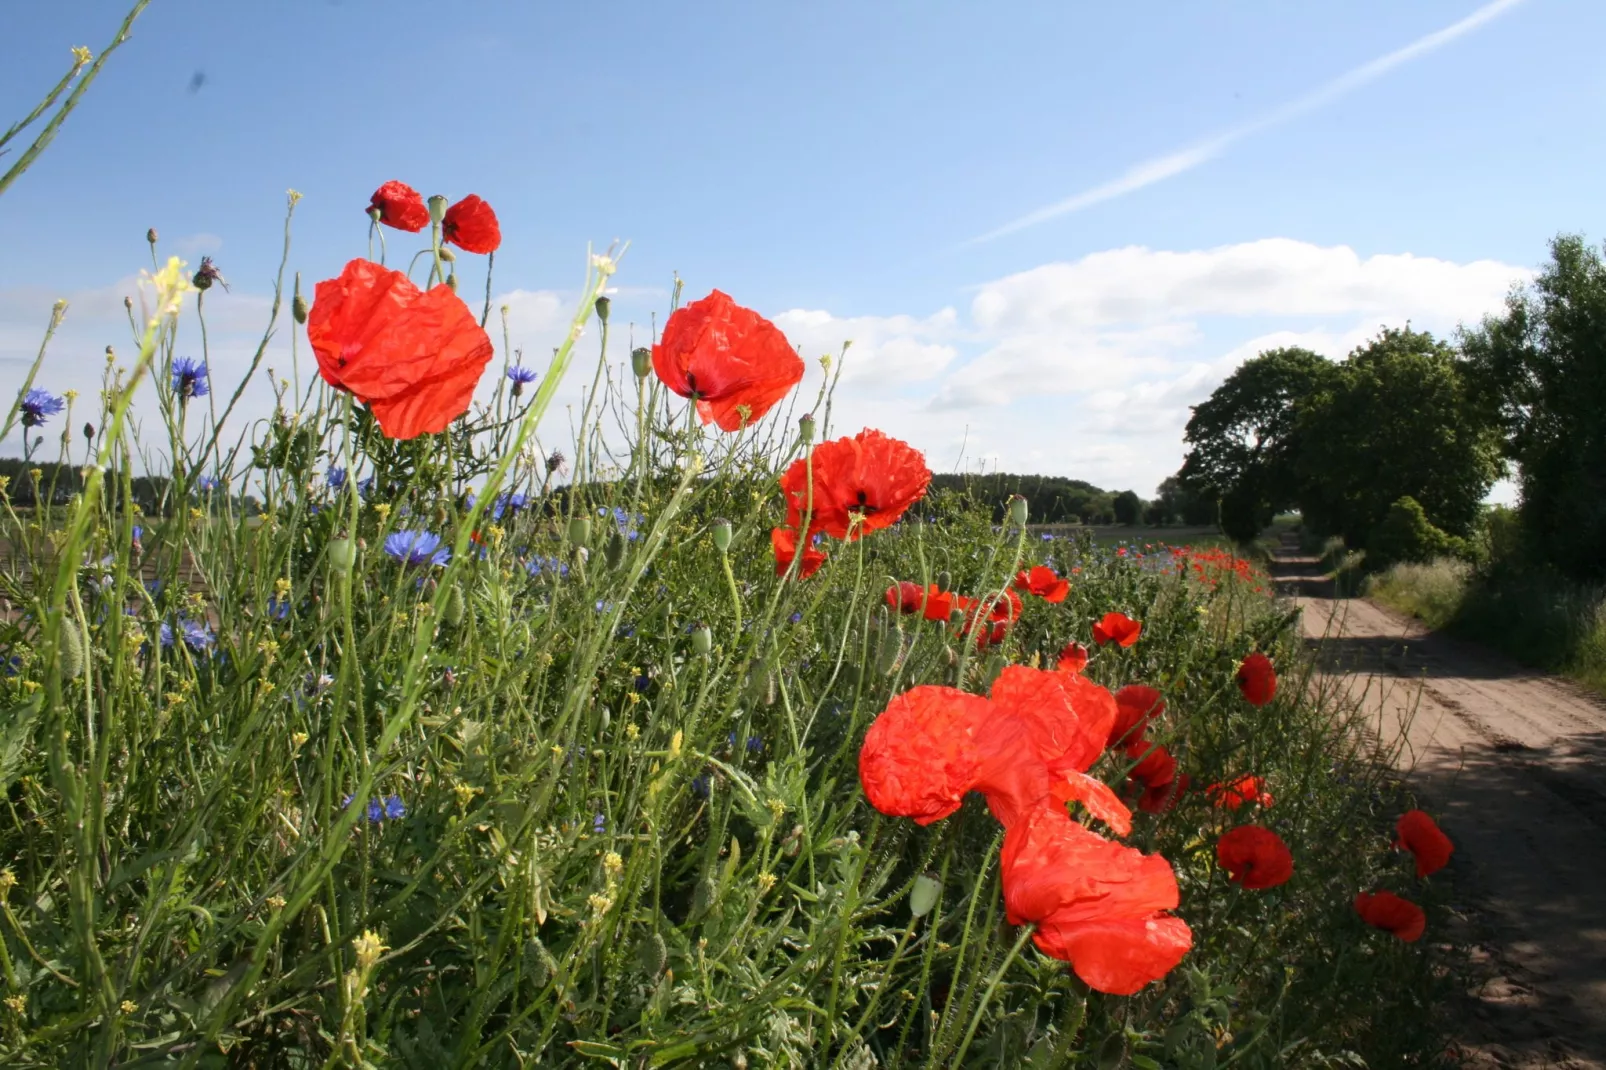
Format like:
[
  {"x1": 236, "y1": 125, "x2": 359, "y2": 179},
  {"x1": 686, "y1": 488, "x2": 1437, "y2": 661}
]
[
  {"x1": 328, "y1": 537, "x2": 356, "y2": 573},
  {"x1": 58, "y1": 619, "x2": 85, "y2": 680},
  {"x1": 427, "y1": 195, "x2": 448, "y2": 224},
  {"x1": 568, "y1": 516, "x2": 592, "y2": 547},
  {"x1": 594, "y1": 295, "x2": 610, "y2": 325},
  {"x1": 442, "y1": 584, "x2": 466, "y2": 627},
  {"x1": 799, "y1": 413, "x2": 816, "y2": 444},
  {"x1": 1008, "y1": 494, "x2": 1029, "y2": 527},
  {"x1": 146, "y1": 228, "x2": 158, "y2": 246},
  {"x1": 604, "y1": 530, "x2": 626, "y2": 569},
  {"x1": 936, "y1": 570, "x2": 951, "y2": 592},
  {"x1": 292, "y1": 272, "x2": 308, "y2": 324},
  {"x1": 438, "y1": 247, "x2": 456, "y2": 263},
  {"x1": 445, "y1": 274, "x2": 458, "y2": 293},
  {"x1": 631, "y1": 347, "x2": 652, "y2": 378}
]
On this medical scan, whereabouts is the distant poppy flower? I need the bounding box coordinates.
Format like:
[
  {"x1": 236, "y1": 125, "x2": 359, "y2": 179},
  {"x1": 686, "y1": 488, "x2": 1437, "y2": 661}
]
[
  {"x1": 885, "y1": 581, "x2": 925, "y2": 615},
  {"x1": 920, "y1": 585, "x2": 958, "y2": 622},
  {"x1": 1216, "y1": 825, "x2": 1293, "y2": 889},
  {"x1": 441, "y1": 194, "x2": 502, "y2": 254},
  {"x1": 1206, "y1": 775, "x2": 1274, "y2": 811},
  {"x1": 652, "y1": 290, "x2": 804, "y2": 431},
  {"x1": 1001, "y1": 806, "x2": 1192, "y2": 995},
  {"x1": 1137, "y1": 772, "x2": 1190, "y2": 814},
  {"x1": 771, "y1": 526, "x2": 826, "y2": 579},
  {"x1": 859, "y1": 686, "x2": 990, "y2": 825},
  {"x1": 1394, "y1": 810, "x2": 1453, "y2": 878},
  {"x1": 1092, "y1": 612, "x2": 1142, "y2": 648},
  {"x1": 779, "y1": 429, "x2": 931, "y2": 540},
  {"x1": 1354, "y1": 890, "x2": 1426, "y2": 942},
  {"x1": 1236, "y1": 651, "x2": 1277, "y2": 706},
  {"x1": 1056, "y1": 641, "x2": 1090, "y2": 675},
  {"x1": 307, "y1": 258, "x2": 495, "y2": 440},
  {"x1": 368, "y1": 180, "x2": 429, "y2": 232},
  {"x1": 1014, "y1": 565, "x2": 1070, "y2": 603},
  {"x1": 1125, "y1": 740, "x2": 1177, "y2": 792},
  {"x1": 1109, "y1": 685, "x2": 1165, "y2": 749}
]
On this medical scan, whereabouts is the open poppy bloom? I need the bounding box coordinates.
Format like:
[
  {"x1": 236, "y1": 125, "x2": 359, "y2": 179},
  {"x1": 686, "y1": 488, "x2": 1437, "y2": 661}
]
[
  {"x1": 920, "y1": 585, "x2": 958, "y2": 623},
  {"x1": 1216, "y1": 825, "x2": 1294, "y2": 889},
  {"x1": 1136, "y1": 772, "x2": 1190, "y2": 814},
  {"x1": 1109, "y1": 685, "x2": 1165, "y2": 749},
  {"x1": 858, "y1": 686, "x2": 989, "y2": 825},
  {"x1": 1014, "y1": 565, "x2": 1070, "y2": 603},
  {"x1": 368, "y1": 180, "x2": 429, "y2": 232},
  {"x1": 1092, "y1": 612, "x2": 1142, "y2": 648},
  {"x1": 780, "y1": 429, "x2": 932, "y2": 540},
  {"x1": 1001, "y1": 806, "x2": 1193, "y2": 995},
  {"x1": 441, "y1": 194, "x2": 502, "y2": 254},
  {"x1": 1056, "y1": 641, "x2": 1090, "y2": 675},
  {"x1": 1354, "y1": 890, "x2": 1426, "y2": 942},
  {"x1": 885, "y1": 581, "x2": 925, "y2": 615},
  {"x1": 307, "y1": 258, "x2": 494, "y2": 440},
  {"x1": 1394, "y1": 810, "x2": 1454, "y2": 877},
  {"x1": 771, "y1": 526, "x2": 826, "y2": 579},
  {"x1": 1206, "y1": 775, "x2": 1274, "y2": 811},
  {"x1": 1236, "y1": 651, "x2": 1277, "y2": 706},
  {"x1": 653, "y1": 290, "x2": 804, "y2": 431}
]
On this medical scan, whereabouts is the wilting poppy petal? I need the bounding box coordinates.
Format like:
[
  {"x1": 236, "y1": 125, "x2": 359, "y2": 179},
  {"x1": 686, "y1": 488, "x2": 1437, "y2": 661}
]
[
  {"x1": 307, "y1": 258, "x2": 494, "y2": 440},
  {"x1": 1014, "y1": 565, "x2": 1071, "y2": 603},
  {"x1": 1394, "y1": 810, "x2": 1454, "y2": 878},
  {"x1": 779, "y1": 429, "x2": 931, "y2": 541},
  {"x1": 1052, "y1": 769, "x2": 1133, "y2": 837},
  {"x1": 1206, "y1": 775, "x2": 1274, "y2": 811},
  {"x1": 1110, "y1": 685, "x2": 1165, "y2": 749},
  {"x1": 441, "y1": 194, "x2": 502, "y2": 254},
  {"x1": 368, "y1": 180, "x2": 429, "y2": 232},
  {"x1": 859, "y1": 686, "x2": 990, "y2": 825},
  {"x1": 885, "y1": 581, "x2": 925, "y2": 615},
  {"x1": 653, "y1": 290, "x2": 804, "y2": 431},
  {"x1": 1092, "y1": 612, "x2": 1142, "y2": 648},
  {"x1": 1237, "y1": 651, "x2": 1277, "y2": 706},
  {"x1": 1354, "y1": 890, "x2": 1426, "y2": 942},
  {"x1": 771, "y1": 526, "x2": 826, "y2": 579},
  {"x1": 1216, "y1": 825, "x2": 1294, "y2": 890}
]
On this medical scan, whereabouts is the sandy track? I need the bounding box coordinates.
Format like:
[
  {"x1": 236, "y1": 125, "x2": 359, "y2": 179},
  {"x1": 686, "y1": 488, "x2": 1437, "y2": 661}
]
[{"x1": 1275, "y1": 548, "x2": 1606, "y2": 1068}]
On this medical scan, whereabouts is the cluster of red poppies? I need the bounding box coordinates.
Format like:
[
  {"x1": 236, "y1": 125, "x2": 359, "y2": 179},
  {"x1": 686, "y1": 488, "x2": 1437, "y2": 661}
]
[
  {"x1": 1353, "y1": 809, "x2": 1454, "y2": 942},
  {"x1": 1168, "y1": 545, "x2": 1268, "y2": 595}
]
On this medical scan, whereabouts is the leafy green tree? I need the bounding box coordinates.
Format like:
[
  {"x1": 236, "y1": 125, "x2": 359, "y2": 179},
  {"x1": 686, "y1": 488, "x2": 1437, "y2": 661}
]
[
  {"x1": 1461, "y1": 234, "x2": 1606, "y2": 580},
  {"x1": 1112, "y1": 489, "x2": 1142, "y2": 525},
  {"x1": 1368, "y1": 496, "x2": 1466, "y2": 570},
  {"x1": 1179, "y1": 347, "x2": 1337, "y2": 528},
  {"x1": 1296, "y1": 327, "x2": 1501, "y2": 547}
]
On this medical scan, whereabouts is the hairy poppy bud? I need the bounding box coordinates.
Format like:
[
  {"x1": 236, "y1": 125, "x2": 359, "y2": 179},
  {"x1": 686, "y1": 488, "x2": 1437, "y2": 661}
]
[
  {"x1": 936, "y1": 570, "x2": 951, "y2": 593},
  {"x1": 877, "y1": 628, "x2": 903, "y2": 676},
  {"x1": 58, "y1": 619, "x2": 85, "y2": 680},
  {"x1": 692, "y1": 876, "x2": 718, "y2": 916},
  {"x1": 690, "y1": 623, "x2": 712, "y2": 656},
  {"x1": 146, "y1": 228, "x2": 158, "y2": 245},
  {"x1": 445, "y1": 274, "x2": 459, "y2": 293},
  {"x1": 604, "y1": 530, "x2": 626, "y2": 569},
  {"x1": 442, "y1": 584, "x2": 466, "y2": 627},
  {"x1": 711, "y1": 518, "x2": 732, "y2": 553},
  {"x1": 123, "y1": 296, "x2": 132, "y2": 313},
  {"x1": 367, "y1": 206, "x2": 382, "y2": 224},
  {"x1": 595, "y1": 295, "x2": 611, "y2": 324},
  {"x1": 292, "y1": 272, "x2": 308, "y2": 324},
  {"x1": 640, "y1": 932, "x2": 668, "y2": 977},
  {"x1": 631, "y1": 347, "x2": 652, "y2": 378},
  {"x1": 982, "y1": 652, "x2": 1007, "y2": 688},
  {"x1": 568, "y1": 516, "x2": 592, "y2": 547},
  {"x1": 427, "y1": 195, "x2": 448, "y2": 224},
  {"x1": 798, "y1": 413, "x2": 816, "y2": 444},
  {"x1": 438, "y1": 247, "x2": 456, "y2": 263},
  {"x1": 1008, "y1": 495, "x2": 1029, "y2": 527},
  {"x1": 83, "y1": 422, "x2": 95, "y2": 442}
]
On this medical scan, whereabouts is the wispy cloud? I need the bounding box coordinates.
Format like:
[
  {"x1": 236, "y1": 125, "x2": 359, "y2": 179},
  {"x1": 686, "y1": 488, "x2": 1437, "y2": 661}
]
[{"x1": 966, "y1": 0, "x2": 1530, "y2": 245}]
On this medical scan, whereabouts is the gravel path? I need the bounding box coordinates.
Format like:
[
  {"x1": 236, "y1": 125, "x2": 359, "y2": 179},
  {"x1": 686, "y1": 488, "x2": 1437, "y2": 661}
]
[{"x1": 1275, "y1": 545, "x2": 1606, "y2": 1069}]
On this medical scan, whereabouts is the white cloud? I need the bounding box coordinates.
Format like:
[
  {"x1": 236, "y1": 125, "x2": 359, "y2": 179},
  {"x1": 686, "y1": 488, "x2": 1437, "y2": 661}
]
[{"x1": 772, "y1": 307, "x2": 959, "y2": 388}]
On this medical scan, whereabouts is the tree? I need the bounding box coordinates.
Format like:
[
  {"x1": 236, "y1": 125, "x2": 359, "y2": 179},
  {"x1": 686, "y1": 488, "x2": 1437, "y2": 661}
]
[
  {"x1": 1295, "y1": 327, "x2": 1501, "y2": 547},
  {"x1": 1460, "y1": 235, "x2": 1606, "y2": 580},
  {"x1": 1112, "y1": 490, "x2": 1142, "y2": 525},
  {"x1": 1179, "y1": 347, "x2": 1337, "y2": 530}
]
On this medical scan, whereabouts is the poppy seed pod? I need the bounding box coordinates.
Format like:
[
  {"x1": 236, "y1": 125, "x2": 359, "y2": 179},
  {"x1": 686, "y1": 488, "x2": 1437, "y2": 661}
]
[
  {"x1": 328, "y1": 537, "x2": 356, "y2": 573},
  {"x1": 427, "y1": 195, "x2": 448, "y2": 224},
  {"x1": 712, "y1": 519, "x2": 732, "y2": 553},
  {"x1": 690, "y1": 624, "x2": 712, "y2": 656},
  {"x1": 595, "y1": 295, "x2": 610, "y2": 324},
  {"x1": 1008, "y1": 495, "x2": 1029, "y2": 527},
  {"x1": 631, "y1": 346, "x2": 652, "y2": 378},
  {"x1": 367, "y1": 206, "x2": 382, "y2": 224},
  {"x1": 568, "y1": 516, "x2": 592, "y2": 547},
  {"x1": 910, "y1": 873, "x2": 941, "y2": 918},
  {"x1": 798, "y1": 413, "x2": 816, "y2": 444}
]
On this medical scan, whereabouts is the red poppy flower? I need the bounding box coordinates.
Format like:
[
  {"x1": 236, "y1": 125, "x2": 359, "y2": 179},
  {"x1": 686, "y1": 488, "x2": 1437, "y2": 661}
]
[
  {"x1": 441, "y1": 194, "x2": 502, "y2": 254},
  {"x1": 779, "y1": 429, "x2": 932, "y2": 540},
  {"x1": 1056, "y1": 641, "x2": 1090, "y2": 675},
  {"x1": 368, "y1": 180, "x2": 429, "y2": 232},
  {"x1": 885, "y1": 581, "x2": 925, "y2": 615},
  {"x1": 1206, "y1": 775, "x2": 1274, "y2": 811},
  {"x1": 1137, "y1": 772, "x2": 1190, "y2": 814},
  {"x1": 307, "y1": 258, "x2": 494, "y2": 440},
  {"x1": 859, "y1": 686, "x2": 990, "y2": 825},
  {"x1": 1001, "y1": 806, "x2": 1192, "y2": 994},
  {"x1": 1014, "y1": 565, "x2": 1070, "y2": 603},
  {"x1": 1236, "y1": 651, "x2": 1277, "y2": 706},
  {"x1": 1125, "y1": 739, "x2": 1177, "y2": 788},
  {"x1": 1354, "y1": 890, "x2": 1426, "y2": 942},
  {"x1": 771, "y1": 526, "x2": 826, "y2": 579},
  {"x1": 1109, "y1": 685, "x2": 1165, "y2": 749},
  {"x1": 1394, "y1": 810, "x2": 1454, "y2": 878},
  {"x1": 958, "y1": 589, "x2": 1024, "y2": 648},
  {"x1": 653, "y1": 290, "x2": 804, "y2": 432},
  {"x1": 921, "y1": 585, "x2": 958, "y2": 623},
  {"x1": 1216, "y1": 825, "x2": 1294, "y2": 890},
  {"x1": 1092, "y1": 612, "x2": 1142, "y2": 648}
]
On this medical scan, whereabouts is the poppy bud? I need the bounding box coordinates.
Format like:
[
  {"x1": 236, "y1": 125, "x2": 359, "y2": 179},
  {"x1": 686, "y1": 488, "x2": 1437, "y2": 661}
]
[
  {"x1": 605, "y1": 530, "x2": 626, "y2": 569},
  {"x1": 799, "y1": 413, "x2": 816, "y2": 444},
  {"x1": 58, "y1": 620, "x2": 85, "y2": 680},
  {"x1": 146, "y1": 228, "x2": 158, "y2": 245},
  {"x1": 598, "y1": 705, "x2": 611, "y2": 730},
  {"x1": 292, "y1": 273, "x2": 308, "y2": 324},
  {"x1": 711, "y1": 518, "x2": 732, "y2": 553},
  {"x1": 640, "y1": 932, "x2": 668, "y2": 977},
  {"x1": 367, "y1": 207, "x2": 382, "y2": 224},
  {"x1": 690, "y1": 624, "x2": 712, "y2": 655},
  {"x1": 123, "y1": 296, "x2": 132, "y2": 313},
  {"x1": 910, "y1": 872, "x2": 941, "y2": 918},
  {"x1": 595, "y1": 295, "x2": 611, "y2": 324},
  {"x1": 83, "y1": 422, "x2": 95, "y2": 442},
  {"x1": 631, "y1": 347, "x2": 652, "y2": 378},
  {"x1": 428, "y1": 195, "x2": 448, "y2": 224},
  {"x1": 877, "y1": 628, "x2": 903, "y2": 676},
  {"x1": 691, "y1": 876, "x2": 718, "y2": 916},
  {"x1": 982, "y1": 652, "x2": 1007, "y2": 687},
  {"x1": 568, "y1": 516, "x2": 592, "y2": 547},
  {"x1": 1008, "y1": 495, "x2": 1029, "y2": 527},
  {"x1": 936, "y1": 570, "x2": 951, "y2": 592},
  {"x1": 948, "y1": 607, "x2": 965, "y2": 626},
  {"x1": 328, "y1": 537, "x2": 356, "y2": 573},
  {"x1": 438, "y1": 247, "x2": 456, "y2": 263},
  {"x1": 446, "y1": 274, "x2": 459, "y2": 293},
  {"x1": 442, "y1": 584, "x2": 466, "y2": 627}
]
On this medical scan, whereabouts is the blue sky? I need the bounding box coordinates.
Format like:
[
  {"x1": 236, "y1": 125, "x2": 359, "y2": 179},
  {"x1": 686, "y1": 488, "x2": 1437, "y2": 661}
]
[{"x1": 3, "y1": 0, "x2": 1603, "y2": 495}]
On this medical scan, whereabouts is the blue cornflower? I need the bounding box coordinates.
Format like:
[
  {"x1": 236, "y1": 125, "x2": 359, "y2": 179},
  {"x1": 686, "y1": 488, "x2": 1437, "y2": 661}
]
[
  {"x1": 383, "y1": 795, "x2": 406, "y2": 820},
  {"x1": 265, "y1": 597, "x2": 291, "y2": 621},
  {"x1": 525, "y1": 555, "x2": 569, "y2": 580},
  {"x1": 170, "y1": 357, "x2": 210, "y2": 400},
  {"x1": 592, "y1": 813, "x2": 606, "y2": 834},
  {"x1": 132, "y1": 525, "x2": 144, "y2": 544},
  {"x1": 326, "y1": 466, "x2": 346, "y2": 491},
  {"x1": 506, "y1": 365, "x2": 538, "y2": 395},
  {"x1": 690, "y1": 775, "x2": 711, "y2": 798},
  {"x1": 788, "y1": 611, "x2": 803, "y2": 624},
  {"x1": 196, "y1": 474, "x2": 220, "y2": 492},
  {"x1": 1041, "y1": 533, "x2": 1055, "y2": 542},
  {"x1": 179, "y1": 619, "x2": 215, "y2": 651},
  {"x1": 595, "y1": 599, "x2": 612, "y2": 614},
  {"x1": 357, "y1": 476, "x2": 375, "y2": 499},
  {"x1": 19, "y1": 388, "x2": 65, "y2": 428},
  {"x1": 634, "y1": 674, "x2": 651, "y2": 692},
  {"x1": 366, "y1": 798, "x2": 385, "y2": 822},
  {"x1": 383, "y1": 530, "x2": 450, "y2": 567},
  {"x1": 746, "y1": 736, "x2": 763, "y2": 754},
  {"x1": 1, "y1": 655, "x2": 20, "y2": 677},
  {"x1": 492, "y1": 492, "x2": 529, "y2": 520}
]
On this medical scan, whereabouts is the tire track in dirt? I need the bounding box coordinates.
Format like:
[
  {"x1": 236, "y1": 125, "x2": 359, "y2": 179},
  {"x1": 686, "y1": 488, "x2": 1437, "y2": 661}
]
[{"x1": 1275, "y1": 544, "x2": 1606, "y2": 1069}]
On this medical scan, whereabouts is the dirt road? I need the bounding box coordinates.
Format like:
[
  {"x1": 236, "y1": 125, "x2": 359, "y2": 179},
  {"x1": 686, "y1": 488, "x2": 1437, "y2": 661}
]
[{"x1": 1275, "y1": 548, "x2": 1606, "y2": 1069}]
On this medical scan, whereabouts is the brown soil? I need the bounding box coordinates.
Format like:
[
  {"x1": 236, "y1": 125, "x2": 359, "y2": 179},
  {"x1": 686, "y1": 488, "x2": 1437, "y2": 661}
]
[{"x1": 1274, "y1": 542, "x2": 1606, "y2": 1069}]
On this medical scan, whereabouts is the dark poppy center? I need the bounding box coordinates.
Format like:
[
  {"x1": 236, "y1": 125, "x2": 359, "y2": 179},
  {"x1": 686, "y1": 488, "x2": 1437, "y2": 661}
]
[
  {"x1": 850, "y1": 489, "x2": 880, "y2": 515},
  {"x1": 684, "y1": 372, "x2": 702, "y2": 400}
]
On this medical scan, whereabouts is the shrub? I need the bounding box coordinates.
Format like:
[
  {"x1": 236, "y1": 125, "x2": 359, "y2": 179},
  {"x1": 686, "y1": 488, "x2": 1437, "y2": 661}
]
[
  {"x1": 1365, "y1": 559, "x2": 1473, "y2": 630},
  {"x1": 1367, "y1": 496, "x2": 1471, "y2": 572}
]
